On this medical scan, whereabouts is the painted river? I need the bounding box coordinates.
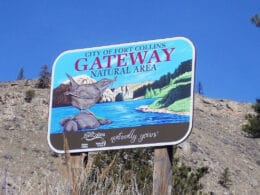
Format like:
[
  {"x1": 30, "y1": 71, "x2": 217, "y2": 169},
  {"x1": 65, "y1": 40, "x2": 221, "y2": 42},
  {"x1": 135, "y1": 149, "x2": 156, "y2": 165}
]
[{"x1": 50, "y1": 98, "x2": 190, "y2": 134}]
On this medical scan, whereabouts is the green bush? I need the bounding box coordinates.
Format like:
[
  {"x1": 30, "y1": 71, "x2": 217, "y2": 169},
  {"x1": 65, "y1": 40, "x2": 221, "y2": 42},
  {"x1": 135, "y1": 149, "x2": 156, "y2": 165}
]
[
  {"x1": 81, "y1": 149, "x2": 153, "y2": 194},
  {"x1": 172, "y1": 157, "x2": 209, "y2": 194},
  {"x1": 80, "y1": 148, "x2": 208, "y2": 194},
  {"x1": 242, "y1": 99, "x2": 260, "y2": 138},
  {"x1": 25, "y1": 89, "x2": 35, "y2": 103}
]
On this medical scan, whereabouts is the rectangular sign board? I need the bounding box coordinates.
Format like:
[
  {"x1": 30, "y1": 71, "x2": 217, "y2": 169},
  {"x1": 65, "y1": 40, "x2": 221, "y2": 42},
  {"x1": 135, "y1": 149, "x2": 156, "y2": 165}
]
[{"x1": 48, "y1": 37, "x2": 195, "y2": 153}]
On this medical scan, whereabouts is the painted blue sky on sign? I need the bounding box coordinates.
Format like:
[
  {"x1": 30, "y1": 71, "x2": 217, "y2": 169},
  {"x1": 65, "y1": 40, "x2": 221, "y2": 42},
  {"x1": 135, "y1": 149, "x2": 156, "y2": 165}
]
[{"x1": 52, "y1": 38, "x2": 194, "y2": 88}]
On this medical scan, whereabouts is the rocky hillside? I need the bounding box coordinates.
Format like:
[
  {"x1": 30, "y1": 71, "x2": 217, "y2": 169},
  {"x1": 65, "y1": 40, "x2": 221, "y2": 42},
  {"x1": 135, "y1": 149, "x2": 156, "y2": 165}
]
[{"x1": 0, "y1": 79, "x2": 259, "y2": 194}]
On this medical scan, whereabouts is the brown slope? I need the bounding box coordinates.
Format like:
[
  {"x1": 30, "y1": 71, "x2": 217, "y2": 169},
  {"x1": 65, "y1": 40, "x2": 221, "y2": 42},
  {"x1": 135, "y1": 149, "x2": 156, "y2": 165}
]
[{"x1": 0, "y1": 80, "x2": 259, "y2": 194}]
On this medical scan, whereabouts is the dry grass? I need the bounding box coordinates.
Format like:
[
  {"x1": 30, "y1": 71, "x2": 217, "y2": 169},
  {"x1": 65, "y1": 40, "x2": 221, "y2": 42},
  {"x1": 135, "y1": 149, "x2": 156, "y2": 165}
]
[{"x1": 1, "y1": 134, "x2": 206, "y2": 195}]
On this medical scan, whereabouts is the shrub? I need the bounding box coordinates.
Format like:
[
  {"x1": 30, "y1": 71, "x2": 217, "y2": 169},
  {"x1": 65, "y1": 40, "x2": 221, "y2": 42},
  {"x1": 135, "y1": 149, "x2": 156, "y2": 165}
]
[
  {"x1": 218, "y1": 167, "x2": 232, "y2": 188},
  {"x1": 35, "y1": 65, "x2": 51, "y2": 88},
  {"x1": 79, "y1": 147, "x2": 208, "y2": 194},
  {"x1": 242, "y1": 99, "x2": 260, "y2": 138},
  {"x1": 81, "y1": 149, "x2": 153, "y2": 194},
  {"x1": 25, "y1": 89, "x2": 35, "y2": 103},
  {"x1": 172, "y1": 157, "x2": 209, "y2": 194}
]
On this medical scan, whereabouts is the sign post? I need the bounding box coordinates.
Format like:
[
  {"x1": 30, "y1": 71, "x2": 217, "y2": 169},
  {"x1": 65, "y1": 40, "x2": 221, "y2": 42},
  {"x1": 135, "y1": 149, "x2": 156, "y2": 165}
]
[{"x1": 153, "y1": 146, "x2": 173, "y2": 195}]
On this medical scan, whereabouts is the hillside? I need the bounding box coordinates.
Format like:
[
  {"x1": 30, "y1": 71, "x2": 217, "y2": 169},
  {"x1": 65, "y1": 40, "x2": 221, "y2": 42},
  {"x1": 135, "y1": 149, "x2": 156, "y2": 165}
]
[
  {"x1": 0, "y1": 79, "x2": 259, "y2": 194},
  {"x1": 139, "y1": 59, "x2": 193, "y2": 113}
]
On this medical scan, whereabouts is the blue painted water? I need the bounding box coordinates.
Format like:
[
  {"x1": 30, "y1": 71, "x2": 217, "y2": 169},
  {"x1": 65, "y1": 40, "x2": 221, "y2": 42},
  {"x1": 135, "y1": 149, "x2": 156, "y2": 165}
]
[{"x1": 50, "y1": 98, "x2": 189, "y2": 134}]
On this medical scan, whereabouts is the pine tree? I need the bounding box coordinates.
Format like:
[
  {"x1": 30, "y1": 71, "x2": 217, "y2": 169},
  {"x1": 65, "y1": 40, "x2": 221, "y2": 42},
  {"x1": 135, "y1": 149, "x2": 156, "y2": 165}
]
[
  {"x1": 197, "y1": 81, "x2": 203, "y2": 95},
  {"x1": 17, "y1": 67, "x2": 25, "y2": 80},
  {"x1": 251, "y1": 14, "x2": 260, "y2": 27},
  {"x1": 242, "y1": 99, "x2": 260, "y2": 138},
  {"x1": 35, "y1": 65, "x2": 51, "y2": 88}
]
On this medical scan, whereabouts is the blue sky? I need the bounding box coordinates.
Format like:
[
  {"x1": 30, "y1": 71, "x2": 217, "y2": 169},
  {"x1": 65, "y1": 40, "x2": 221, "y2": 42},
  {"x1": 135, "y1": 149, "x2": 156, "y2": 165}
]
[{"x1": 0, "y1": 0, "x2": 259, "y2": 102}]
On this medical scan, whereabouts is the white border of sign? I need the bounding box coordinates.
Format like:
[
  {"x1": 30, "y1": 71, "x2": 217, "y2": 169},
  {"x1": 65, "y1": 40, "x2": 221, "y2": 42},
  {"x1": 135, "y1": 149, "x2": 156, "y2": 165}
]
[{"x1": 47, "y1": 37, "x2": 196, "y2": 153}]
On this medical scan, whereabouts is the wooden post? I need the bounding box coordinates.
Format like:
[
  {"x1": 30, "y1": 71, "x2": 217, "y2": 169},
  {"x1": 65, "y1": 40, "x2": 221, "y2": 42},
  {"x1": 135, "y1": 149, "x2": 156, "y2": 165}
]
[
  {"x1": 69, "y1": 153, "x2": 88, "y2": 195},
  {"x1": 153, "y1": 146, "x2": 173, "y2": 195},
  {"x1": 70, "y1": 152, "x2": 88, "y2": 169}
]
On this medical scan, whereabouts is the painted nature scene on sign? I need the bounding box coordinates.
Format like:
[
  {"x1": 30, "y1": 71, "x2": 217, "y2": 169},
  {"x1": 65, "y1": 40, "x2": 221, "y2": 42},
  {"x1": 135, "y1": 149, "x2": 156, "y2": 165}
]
[{"x1": 49, "y1": 38, "x2": 195, "y2": 135}]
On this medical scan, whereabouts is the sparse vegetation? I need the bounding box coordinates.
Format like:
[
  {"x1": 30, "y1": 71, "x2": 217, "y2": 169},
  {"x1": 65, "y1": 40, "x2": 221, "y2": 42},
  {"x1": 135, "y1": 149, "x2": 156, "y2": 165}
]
[
  {"x1": 81, "y1": 149, "x2": 153, "y2": 194},
  {"x1": 218, "y1": 167, "x2": 232, "y2": 189},
  {"x1": 0, "y1": 79, "x2": 259, "y2": 194},
  {"x1": 64, "y1": 148, "x2": 209, "y2": 194},
  {"x1": 172, "y1": 157, "x2": 209, "y2": 194},
  {"x1": 24, "y1": 80, "x2": 30, "y2": 86},
  {"x1": 242, "y1": 99, "x2": 260, "y2": 138},
  {"x1": 35, "y1": 65, "x2": 51, "y2": 88},
  {"x1": 197, "y1": 81, "x2": 204, "y2": 95},
  {"x1": 24, "y1": 89, "x2": 35, "y2": 103}
]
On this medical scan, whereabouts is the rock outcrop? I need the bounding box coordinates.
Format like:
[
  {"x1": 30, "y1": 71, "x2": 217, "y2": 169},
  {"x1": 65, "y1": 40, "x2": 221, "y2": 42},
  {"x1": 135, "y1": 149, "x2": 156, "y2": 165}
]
[
  {"x1": 52, "y1": 75, "x2": 115, "y2": 107},
  {"x1": 113, "y1": 85, "x2": 132, "y2": 101},
  {"x1": 113, "y1": 82, "x2": 152, "y2": 101}
]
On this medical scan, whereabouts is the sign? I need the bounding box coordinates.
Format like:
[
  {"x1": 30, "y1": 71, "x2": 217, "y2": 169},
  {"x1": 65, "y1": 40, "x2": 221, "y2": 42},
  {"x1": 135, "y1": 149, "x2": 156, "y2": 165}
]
[{"x1": 48, "y1": 37, "x2": 195, "y2": 153}]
